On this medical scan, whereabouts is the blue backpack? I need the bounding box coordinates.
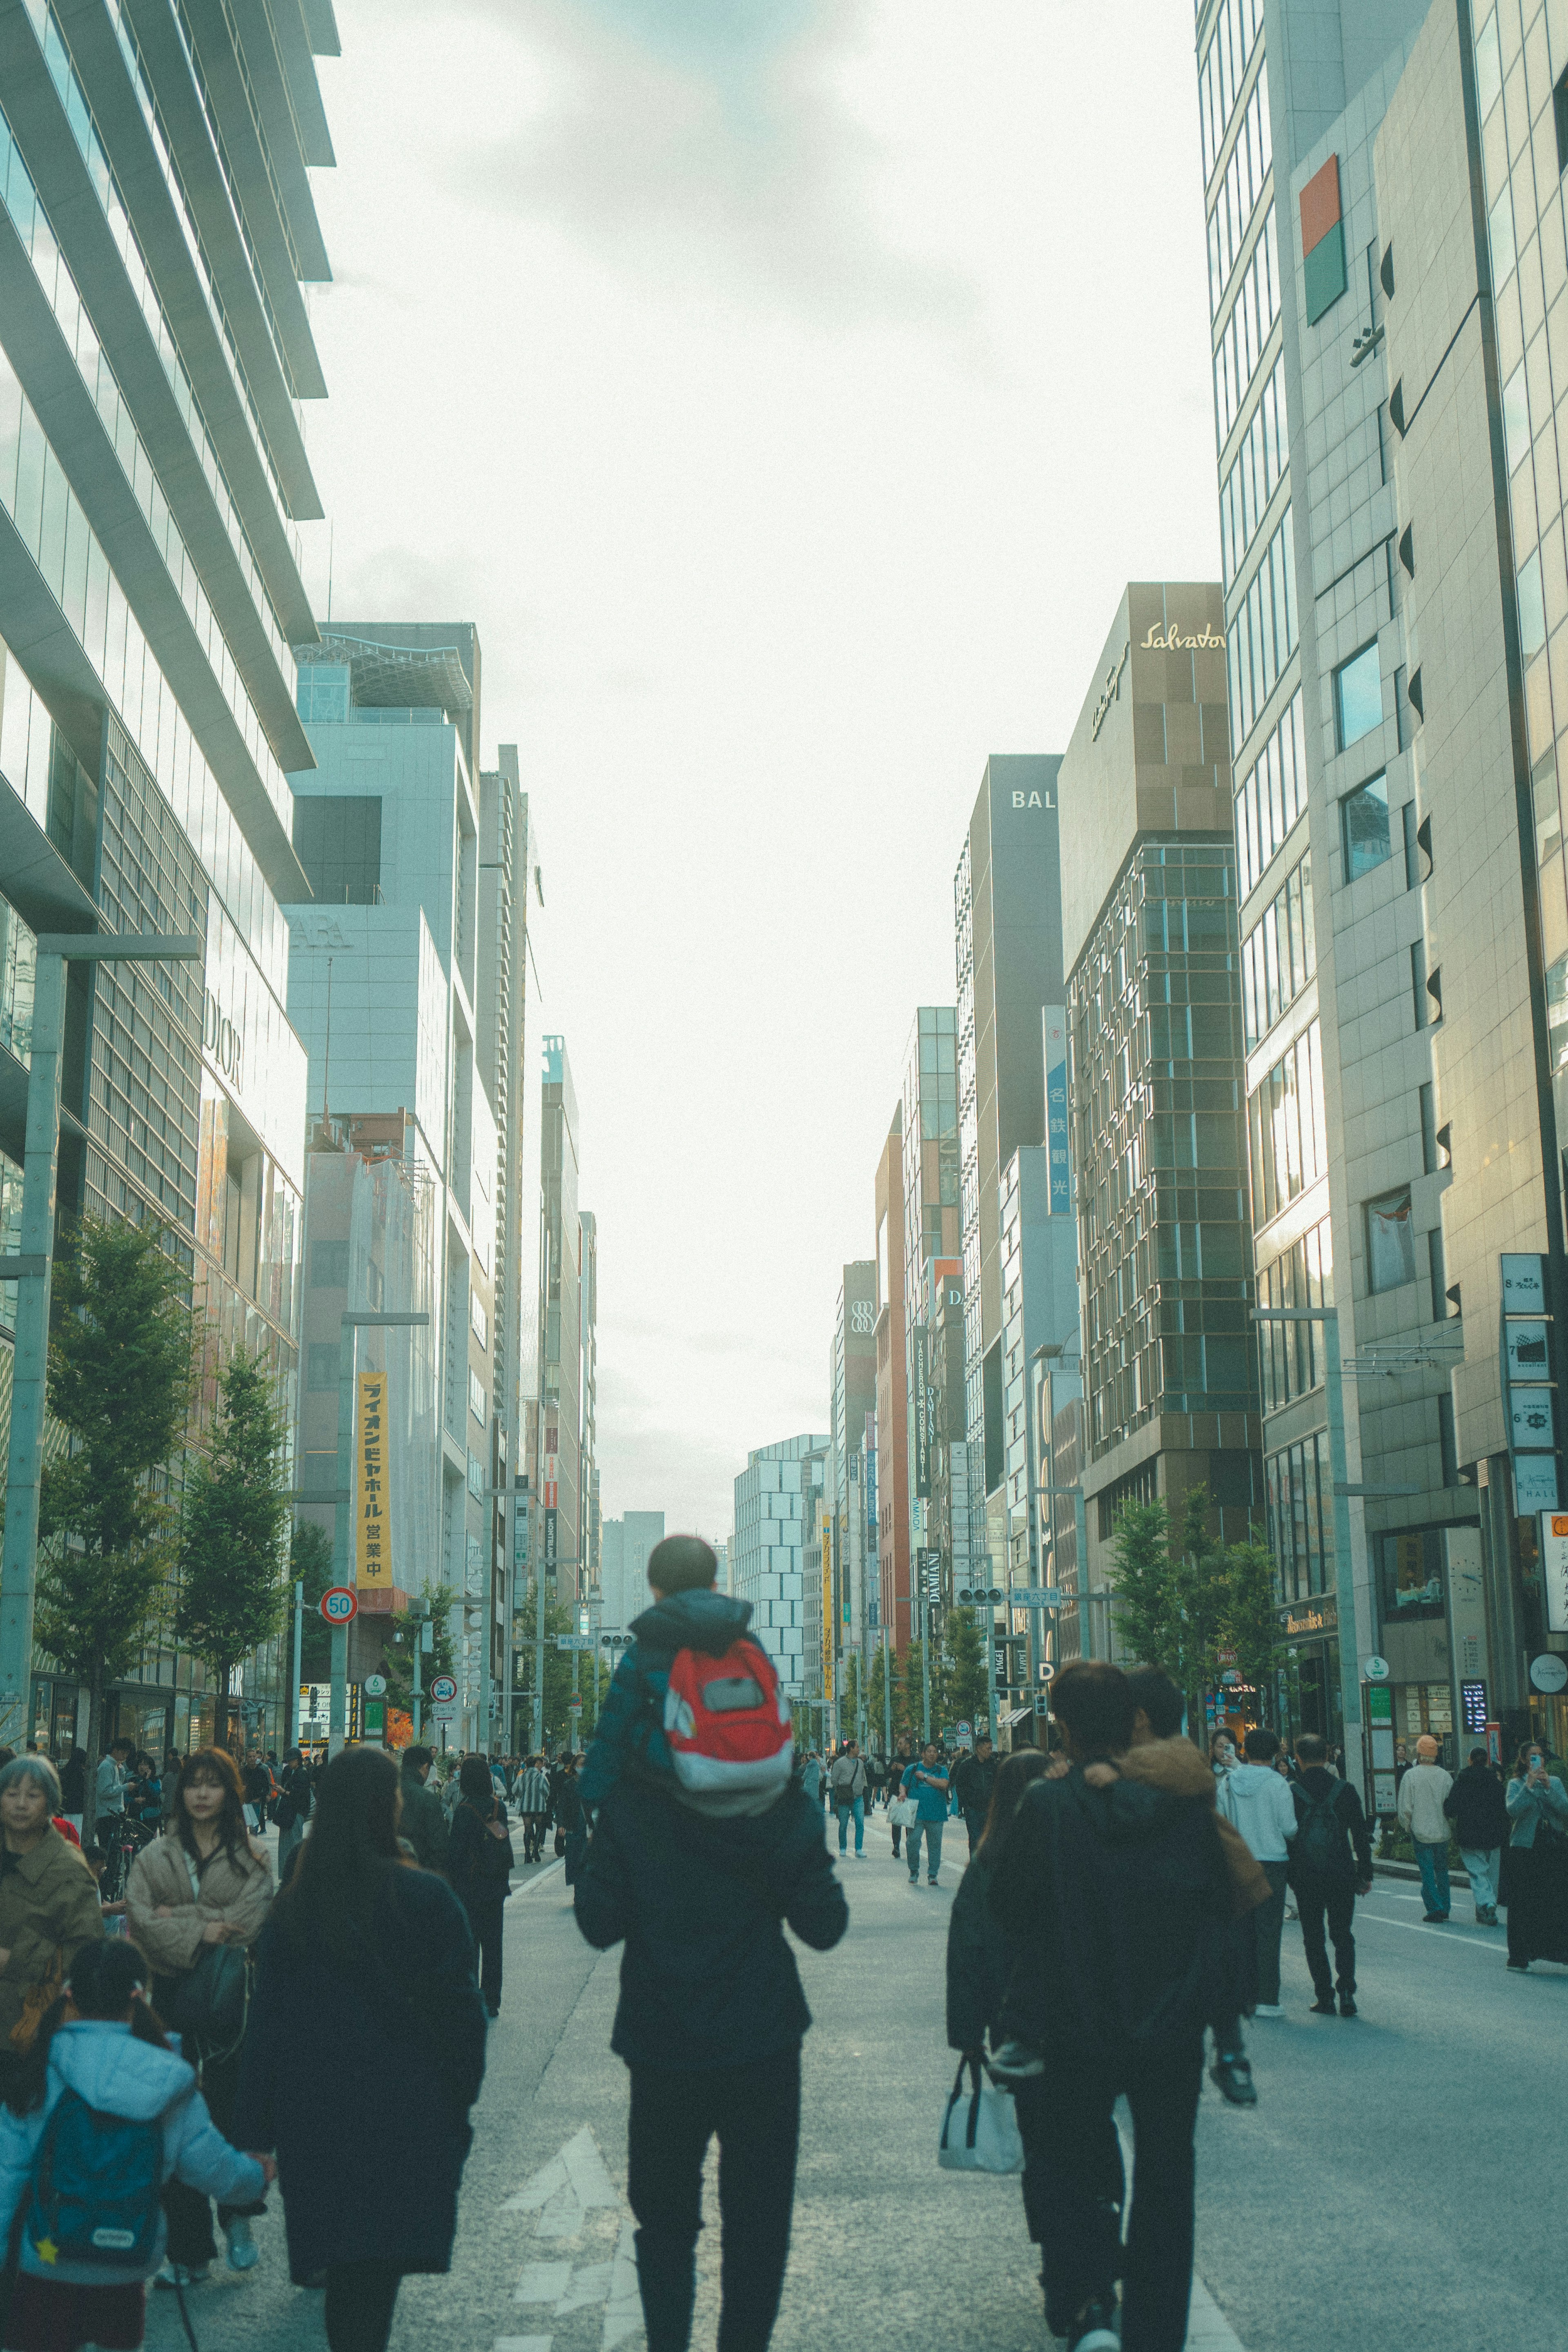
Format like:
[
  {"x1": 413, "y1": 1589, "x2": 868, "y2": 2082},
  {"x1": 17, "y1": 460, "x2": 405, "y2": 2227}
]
[{"x1": 26, "y1": 2089, "x2": 163, "y2": 2270}]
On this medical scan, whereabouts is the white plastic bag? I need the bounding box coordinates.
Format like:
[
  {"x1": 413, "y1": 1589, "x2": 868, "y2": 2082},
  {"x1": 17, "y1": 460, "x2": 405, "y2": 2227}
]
[
  {"x1": 937, "y1": 2057, "x2": 1024, "y2": 2174},
  {"x1": 889, "y1": 1797, "x2": 917, "y2": 1828}
]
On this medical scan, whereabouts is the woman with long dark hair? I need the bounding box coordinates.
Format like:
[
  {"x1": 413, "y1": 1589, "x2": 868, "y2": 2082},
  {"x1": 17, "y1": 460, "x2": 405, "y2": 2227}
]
[
  {"x1": 0, "y1": 1940, "x2": 268, "y2": 2352},
  {"x1": 126, "y1": 1746, "x2": 273, "y2": 2286},
  {"x1": 447, "y1": 1755, "x2": 514, "y2": 2017},
  {"x1": 232, "y1": 1746, "x2": 486, "y2": 2352}
]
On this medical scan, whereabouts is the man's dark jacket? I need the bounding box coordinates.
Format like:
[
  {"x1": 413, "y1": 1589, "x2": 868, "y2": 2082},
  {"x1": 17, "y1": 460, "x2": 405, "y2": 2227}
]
[
  {"x1": 574, "y1": 1778, "x2": 847, "y2": 2069},
  {"x1": 953, "y1": 1752, "x2": 999, "y2": 1816},
  {"x1": 1289, "y1": 1767, "x2": 1372, "y2": 1882},
  {"x1": 399, "y1": 1762, "x2": 450, "y2": 1872},
  {"x1": 988, "y1": 1765, "x2": 1232, "y2": 2067},
  {"x1": 1443, "y1": 1761, "x2": 1510, "y2": 1850}
]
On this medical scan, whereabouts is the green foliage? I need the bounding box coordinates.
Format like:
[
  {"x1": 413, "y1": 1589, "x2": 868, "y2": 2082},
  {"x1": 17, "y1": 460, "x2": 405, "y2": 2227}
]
[
  {"x1": 514, "y1": 1583, "x2": 588, "y2": 1751},
  {"x1": 1108, "y1": 1488, "x2": 1286, "y2": 1726},
  {"x1": 37, "y1": 1219, "x2": 196, "y2": 1841},
  {"x1": 944, "y1": 1607, "x2": 989, "y2": 1729},
  {"x1": 864, "y1": 1643, "x2": 892, "y2": 1750},
  {"x1": 174, "y1": 1350, "x2": 290, "y2": 1752},
  {"x1": 381, "y1": 1582, "x2": 460, "y2": 1722},
  {"x1": 291, "y1": 1520, "x2": 335, "y2": 1683}
]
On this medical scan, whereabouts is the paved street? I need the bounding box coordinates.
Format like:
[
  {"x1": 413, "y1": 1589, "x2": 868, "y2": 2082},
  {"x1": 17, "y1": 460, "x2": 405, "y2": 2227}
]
[{"x1": 143, "y1": 1813, "x2": 1568, "y2": 2352}]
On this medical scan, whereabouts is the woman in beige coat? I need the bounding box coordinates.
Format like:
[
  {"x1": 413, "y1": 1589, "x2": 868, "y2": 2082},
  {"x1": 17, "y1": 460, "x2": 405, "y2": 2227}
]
[{"x1": 128, "y1": 1746, "x2": 274, "y2": 2287}]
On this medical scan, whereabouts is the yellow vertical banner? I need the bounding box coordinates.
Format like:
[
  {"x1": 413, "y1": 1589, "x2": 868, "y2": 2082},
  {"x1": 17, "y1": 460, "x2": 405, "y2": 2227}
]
[
  {"x1": 356, "y1": 1369, "x2": 392, "y2": 1586},
  {"x1": 820, "y1": 1504, "x2": 834, "y2": 1708}
]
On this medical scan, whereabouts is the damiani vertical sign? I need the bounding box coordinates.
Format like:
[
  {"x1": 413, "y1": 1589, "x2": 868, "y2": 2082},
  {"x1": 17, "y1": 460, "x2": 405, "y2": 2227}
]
[{"x1": 356, "y1": 1369, "x2": 392, "y2": 1586}]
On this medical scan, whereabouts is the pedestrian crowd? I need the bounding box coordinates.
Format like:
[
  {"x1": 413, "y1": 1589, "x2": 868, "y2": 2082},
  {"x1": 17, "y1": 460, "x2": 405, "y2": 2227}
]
[{"x1": 0, "y1": 1545, "x2": 1558, "y2": 2352}]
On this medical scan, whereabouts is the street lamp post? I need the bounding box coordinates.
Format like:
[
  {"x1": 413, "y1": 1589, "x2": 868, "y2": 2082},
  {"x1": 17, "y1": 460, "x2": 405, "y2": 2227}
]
[
  {"x1": 0, "y1": 932, "x2": 200, "y2": 1744},
  {"x1": 329, "y1": 1310, "x2": 429, "y2": 1757}
]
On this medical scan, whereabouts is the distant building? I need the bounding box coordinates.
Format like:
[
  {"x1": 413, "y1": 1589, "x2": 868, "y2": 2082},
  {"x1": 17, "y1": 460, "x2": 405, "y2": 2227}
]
[
  {"x1": 874, "y1": 1111, "x2": 911, "y2": 1650},
  {"x1": 1058, "y1": 583, "x2": 1261, "y2": 1646},
  {"x1": 953, "y1": 757, "x2": 1066, "y2": 1645},
  {"x1": 822, "y1": 1262, "x2": 876, "y2": 1702},
  {"x1": 537, "y1": 1035, "x2": 583, "y2": 1605},
  {"x1": 731, "y1": 1436, "x2": 830, "y2": 1690}
]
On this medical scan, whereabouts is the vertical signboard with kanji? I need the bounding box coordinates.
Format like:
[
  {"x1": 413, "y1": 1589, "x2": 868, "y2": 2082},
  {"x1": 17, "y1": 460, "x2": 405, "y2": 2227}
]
[
  {"x1": 356, "y1": 1370, "x2": 391, "y2": 1586},
  {"x1": 1043, "y1": 1007, "x2": 1071, "y2": 1216}
]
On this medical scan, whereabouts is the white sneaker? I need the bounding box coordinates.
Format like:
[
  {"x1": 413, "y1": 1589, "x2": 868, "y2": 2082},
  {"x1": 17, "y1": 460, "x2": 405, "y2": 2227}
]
[
  {"x1": 225, "y1": 2217, "x2": 260, "y2": 2272},
  {"x1": 1252, "y1": 2002, "x2": 1284, "y2": 2018},
  {"x1": 155, "y1": 2263, "x2": 212, "y2": 2288}
]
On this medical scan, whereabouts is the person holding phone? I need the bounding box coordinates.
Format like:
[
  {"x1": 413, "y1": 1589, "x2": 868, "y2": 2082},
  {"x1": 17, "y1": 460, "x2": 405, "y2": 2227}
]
[{"x1": 1501, "y1": 1739, "x2": 1568, "y2": 1971}]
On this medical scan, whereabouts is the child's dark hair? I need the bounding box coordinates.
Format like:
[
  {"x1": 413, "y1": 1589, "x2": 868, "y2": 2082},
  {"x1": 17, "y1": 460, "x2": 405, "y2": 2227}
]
[{"x1": 5, "y1": 1940, "x2": 170, "y2": 2116}]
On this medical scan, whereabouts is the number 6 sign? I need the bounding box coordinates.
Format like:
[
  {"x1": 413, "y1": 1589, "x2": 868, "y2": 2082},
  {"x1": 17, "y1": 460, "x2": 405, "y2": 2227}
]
[{"x1": 320, "y1": 1587, "x2": 358, "y2": 1625}]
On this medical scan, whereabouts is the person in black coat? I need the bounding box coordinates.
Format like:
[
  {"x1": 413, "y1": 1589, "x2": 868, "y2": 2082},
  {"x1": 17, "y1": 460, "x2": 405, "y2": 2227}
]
[
  {"x1": 575, "y1": 1773, "x2": 847, "y2": 2352},
  {"x1": 447, "y1": 1754, "x2": 515, "y2": 2016},
  {"x1": 1443, "y1": 1745, "x2": 1511, "y2": 1925},
  {"x1": 232, "y1": 1747, "x2": 486, "y2": 2352}
]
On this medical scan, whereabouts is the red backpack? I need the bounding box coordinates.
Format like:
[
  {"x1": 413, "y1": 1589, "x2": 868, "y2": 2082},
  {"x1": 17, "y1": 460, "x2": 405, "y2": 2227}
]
[{"x1": 662, "y1": 1636, "x2": 794, "y2": 1797}]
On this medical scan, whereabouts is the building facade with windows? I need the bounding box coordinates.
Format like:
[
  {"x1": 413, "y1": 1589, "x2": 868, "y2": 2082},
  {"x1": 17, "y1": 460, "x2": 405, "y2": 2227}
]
[
  {"x1": 953, "y1": 758, "x2": 1065, "y2": 1624},
  {"x1": 873, "y1": 1108, "x2": 911, "y2": 1650},
  {"x1": 0, "y1": 0, "x2": 341, "y2": 1755},
  {"x1": 899, "y1": 1007, "x2": 962, "y2": 1607},
  {"x1": 731, "y1": 1433, "x2": 829, "y2": 1692},
  {"x1": 1060, "y1": 582, "x2": 1263, "y2": 1646},
  {"x1": 822, "y1": 1260, "x2": 877, "y2": 1707},
  {"x1": 1192, "y1": 0, "x2": 1517, "y2": 1768},
  {"x1": 286, "y1": 625, "x2": 506, "y2": 1747},
  {"x1": 537, "y1": 1034, "x2": 582, "y2": 1608}
]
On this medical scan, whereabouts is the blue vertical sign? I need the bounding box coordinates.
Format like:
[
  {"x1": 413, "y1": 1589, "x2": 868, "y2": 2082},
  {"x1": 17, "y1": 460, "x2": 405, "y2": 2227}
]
[{"x1": 1043, "y1": 1007, "x2": 1071, "y2": 1216}]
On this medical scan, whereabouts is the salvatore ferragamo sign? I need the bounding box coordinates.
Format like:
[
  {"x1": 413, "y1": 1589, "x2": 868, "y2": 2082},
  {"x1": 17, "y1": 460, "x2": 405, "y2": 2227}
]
[{"x1": 1141, "y1": 621, "x2": 1224, "y2": 650}]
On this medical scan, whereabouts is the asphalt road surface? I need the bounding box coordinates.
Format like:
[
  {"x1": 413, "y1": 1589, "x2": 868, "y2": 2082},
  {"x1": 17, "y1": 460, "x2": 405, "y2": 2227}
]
[{"x1": 141, "y1": 1808, "x2": 1566, "y2": 2352}]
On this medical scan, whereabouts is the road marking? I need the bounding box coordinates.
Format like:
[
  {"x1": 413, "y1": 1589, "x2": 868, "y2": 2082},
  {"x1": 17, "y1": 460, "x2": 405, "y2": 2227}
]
[
  {"x1": 1356, "y1": 1915, "x2": 1503, "y2": 1955},
  {"x1": 503, "y1": 2123, "x2": 621, "y2": 2234},
  {"x1": 518, "y1": 1859, "x2": 565, "y2": 1895},
  {"x1": 494, "y1": 2339, "x2": 553, "y2": 2351}
]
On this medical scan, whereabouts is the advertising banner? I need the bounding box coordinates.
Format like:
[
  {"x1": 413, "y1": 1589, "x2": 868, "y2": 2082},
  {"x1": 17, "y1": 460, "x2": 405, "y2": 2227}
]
[
  {"x1": 913, "y1": 1326, "x2": 931, "y2": 1499},
  {"x1": 356, "y1": 1370, "x2": 392, "y2": 1585}
]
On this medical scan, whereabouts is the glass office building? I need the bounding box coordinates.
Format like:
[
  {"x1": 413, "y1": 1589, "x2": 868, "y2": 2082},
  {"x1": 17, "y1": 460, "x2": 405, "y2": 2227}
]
[{"x1": 0, "y1": 0, "x2": 336, "y2": 1752}]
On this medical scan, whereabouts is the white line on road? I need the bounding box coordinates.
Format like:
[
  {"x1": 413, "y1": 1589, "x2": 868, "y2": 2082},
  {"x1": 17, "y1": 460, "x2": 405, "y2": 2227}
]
[{"x1": 1356, "y1": 1915, "x2": 1508, "y2": 1956}]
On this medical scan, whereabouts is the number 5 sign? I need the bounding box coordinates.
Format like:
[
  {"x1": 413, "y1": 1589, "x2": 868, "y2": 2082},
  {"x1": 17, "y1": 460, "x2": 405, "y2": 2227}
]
[{"x1": 320, "y1": 1587, "x2": 358, "y2": 1626}]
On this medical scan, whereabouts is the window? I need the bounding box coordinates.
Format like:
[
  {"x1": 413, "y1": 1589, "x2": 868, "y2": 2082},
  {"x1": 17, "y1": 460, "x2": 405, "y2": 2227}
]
[
  {"x1": 1488, "y1": 185, "x2": 1516, "y2": 288},
  {"x1": 1503, "y1": 365, "x2": 1530, "y2": 472},
  {"x1": 1234, "y1": 687, "x2": 1307, "y2": 895},
  {"x1": 1334, "y1": 642, "x2": 1382, "y2": 749},
  {"x1": 1437, "y1": 1392, "x2": 1460, "y2": 1488},
  {"x1": 1519, "y1": 550, "x2": 1546, "y2": 659},
  {"x1": 1247, "y1": 1020, "x2": 1327, "y2": 1226},
  {"x1": 470, "y1": 1291, "x2": 488, "y2": 1349},
  {"x1": 1341, "y1": 772, "x2": 1390, "y2": 879},
  {"x1": 1379, "y1": 1528, "x2": 1444, "y2": 1620},
  {"x1": 1475, "y1": 14, "x2": 1501, "y2": 120},
  {"x1": 1241, "y1": 849, "x2": 1315, "y2": 1047},
  {"x1": 469, "y1": 1368, "x2": 487, "y2": 1426},
  {"x1": 1226, "y1": 504, "x2": 1298, "y2": 752},
  {"x1": 1365, "y1": 1185, "x2": 1416, "y2": 1293},
  {"x1": 312, "y1": 1239, "x2": 349, "y2": 1288},
  {"x1": 1256, "y1": 1214, "x2": 1334, "y2": 1413},
  {"x1": 1402, "y1": 800, "x2": 1419, "y2": 887},
  {"x1": 1557, "y1": 61, "x2": 1568, "y2": 175},
  {"x1": 1535, "y1": 751, "x2": 1562, "y2": 868},
  {"x1": 1420, "y1": 1082, "x2": 1438, "y2": 1175},
  {"x1": 307, "y1": 1342, "x2": 338, "y2": 1393}
]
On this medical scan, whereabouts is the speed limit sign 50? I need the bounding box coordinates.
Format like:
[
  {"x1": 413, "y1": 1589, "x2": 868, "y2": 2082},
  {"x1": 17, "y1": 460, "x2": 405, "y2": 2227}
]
[{"x1": 320, "y1": 1587, "x2": 357, "y2": 1625}]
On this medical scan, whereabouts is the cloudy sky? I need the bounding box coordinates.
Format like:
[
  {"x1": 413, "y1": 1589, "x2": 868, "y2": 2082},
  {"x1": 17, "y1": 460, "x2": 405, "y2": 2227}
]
[{"x1": 303, "y1": 0, "x2": 1221, "y2": 1539}]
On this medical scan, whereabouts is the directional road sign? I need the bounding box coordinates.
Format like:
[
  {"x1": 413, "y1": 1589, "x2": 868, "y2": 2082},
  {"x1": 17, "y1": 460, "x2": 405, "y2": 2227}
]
[
  {"x1": 556, "y1": 1634, "x2": 595, "y2": 1651},
  {"x1": 432, "y1": 1703, "x2": 457, "y2": 1726},
  {"x1": 1013, "y1": 1587, "x2": 1063, "y2": 1610},
  {"x1": 320, "y1": 1587, "x2": 357, "y2": 1625}
]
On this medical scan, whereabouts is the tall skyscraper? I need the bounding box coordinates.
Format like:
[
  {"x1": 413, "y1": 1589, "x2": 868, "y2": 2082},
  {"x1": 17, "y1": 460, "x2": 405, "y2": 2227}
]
[
  {"x1": 900, "y1": 1007, "x2": 962, "y2": 1601},
  {"x1": 874, "y1": 1109, "x2": 911, "y2": 1649},
  {"x1": 579, "y1": 1207, "x2": 598, "y2": 1593},
  {"x1": 822, "y1": 1261, "x2": 876, "y2": 1703},
  {"x1": 0, "y1": 0, "x2": 338, "y2": 1754},
  {"x1": 954, "y1": 758, "x2": 1066, "y2": 1596},
  {"x1": 537, "y1": 1035, "x2": 582, "y2": 1604},
  {"x1": 1190, "y1": 0, "x2": 1543, "y2": 1769},
  {"x1": 286, "y1": 624, "x2": 509, "y2": 1744},
  {"x1": 1060, "y1": 582, "x2": 1261, "y2": 1652}
]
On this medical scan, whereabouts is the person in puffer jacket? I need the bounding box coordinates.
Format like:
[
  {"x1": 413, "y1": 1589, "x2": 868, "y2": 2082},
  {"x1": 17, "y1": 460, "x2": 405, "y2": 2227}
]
[
  {"x1": 0, "y1": 1938, "x2": 267, "y2": 2345},
  {"x1": 580, "y1": 1535, "x2": 757, "y2": 1808}
]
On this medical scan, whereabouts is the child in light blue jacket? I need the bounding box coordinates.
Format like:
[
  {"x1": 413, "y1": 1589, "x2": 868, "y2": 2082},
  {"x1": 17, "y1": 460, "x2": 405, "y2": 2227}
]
[{"x1": 0, "y1": 1937, "x2": 269, "y2": 2334}]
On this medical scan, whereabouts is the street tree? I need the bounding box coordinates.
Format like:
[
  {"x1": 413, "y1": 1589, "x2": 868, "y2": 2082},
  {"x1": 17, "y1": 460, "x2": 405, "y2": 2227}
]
[
  {"x1": 1109, "y1": 1487, "x2": 1284, "y2": 1728},
  {"x1": 290, "y1": 1519, "x2": 335, "y2": 1683},
  {"x1": 945, "y1": 1606, "x2": 990, "y2": 1729},
  {"x1": 1217, "y1": 1536, "x2": 1287, "y2": 1710},
  {"x1": 36, "y1": 1219, "x2": 196, "y2": 1845},
  {"x1": 175, "y1": 1350, "x2": 290, "y2": 1755}
]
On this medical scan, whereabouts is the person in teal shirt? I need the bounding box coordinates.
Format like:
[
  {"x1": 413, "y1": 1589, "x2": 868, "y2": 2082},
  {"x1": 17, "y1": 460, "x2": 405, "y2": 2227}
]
[{"x1": 902, "y1": 1744, "x2": 951, "y2": 1885}]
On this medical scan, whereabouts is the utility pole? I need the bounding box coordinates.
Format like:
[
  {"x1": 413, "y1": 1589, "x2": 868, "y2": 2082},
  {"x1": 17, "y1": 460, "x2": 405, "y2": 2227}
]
[
  {"x1": 0, "y1": 932, "x2": 200, "y2": 1744},
  {"x1": 289, "y1": 1581, "x2": 303, "y2": 1749}
]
